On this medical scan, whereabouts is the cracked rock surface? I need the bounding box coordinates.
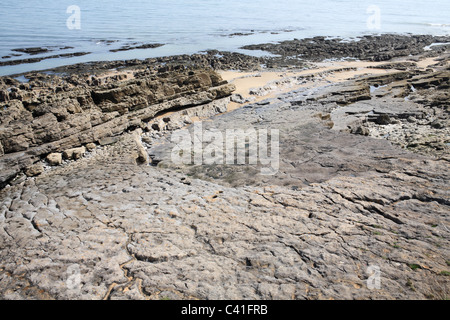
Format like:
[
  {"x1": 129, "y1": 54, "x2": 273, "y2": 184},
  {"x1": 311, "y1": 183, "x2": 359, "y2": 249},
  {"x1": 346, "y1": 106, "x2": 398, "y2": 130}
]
[{"x1": 0, "y1": 132, "x2": 448, "y2": 300}]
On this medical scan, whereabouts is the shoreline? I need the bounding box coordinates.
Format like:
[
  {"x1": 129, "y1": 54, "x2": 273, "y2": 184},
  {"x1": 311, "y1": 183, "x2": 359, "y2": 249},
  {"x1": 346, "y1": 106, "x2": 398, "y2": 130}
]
[{"x1": 1, "y1": 33, "x2": 449, "y2": 78}]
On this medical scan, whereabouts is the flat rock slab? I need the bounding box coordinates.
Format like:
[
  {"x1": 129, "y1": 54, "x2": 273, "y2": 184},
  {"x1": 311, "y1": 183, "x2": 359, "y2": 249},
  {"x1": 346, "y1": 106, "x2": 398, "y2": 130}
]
[{"x1": 0, "y1": 145, "x2": 448, "y2": 300}]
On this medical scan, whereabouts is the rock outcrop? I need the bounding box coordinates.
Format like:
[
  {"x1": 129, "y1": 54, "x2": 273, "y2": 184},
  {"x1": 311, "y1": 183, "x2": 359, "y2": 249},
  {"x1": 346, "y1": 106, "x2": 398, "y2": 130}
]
[
  {"x1": 334, "y1": 70, "x2": 450, "y2": 158},
  {"x1": 242, "y1": 34, "x2": 450, "y2": 63},
  {"x1": 0, "y1": 67, "x2": 235, "y2": 187}
]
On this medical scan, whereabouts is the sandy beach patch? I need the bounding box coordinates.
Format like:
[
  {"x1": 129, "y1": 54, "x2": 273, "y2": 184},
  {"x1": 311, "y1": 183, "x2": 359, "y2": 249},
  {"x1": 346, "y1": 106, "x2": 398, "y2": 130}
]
[{"x1": 219, "y1": 60, "x2": 406, "y2": 112}]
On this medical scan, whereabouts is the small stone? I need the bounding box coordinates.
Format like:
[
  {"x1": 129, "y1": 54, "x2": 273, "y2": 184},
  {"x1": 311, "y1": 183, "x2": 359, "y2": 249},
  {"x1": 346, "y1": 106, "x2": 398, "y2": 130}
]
[
  {"x1": 353, "y1": 126, "x2": 370, "y2": 136},
  {"x1": 25, "y1": 164, "x2": 44, "y2": 177},
  {"x1": 136, "y1": 146, "x2": 149, "y2": 165},
  {"x1": 46, "y1": 153, "x2": 62, "y2": 166},
  {"x1": 85, "y1": 143, "x2": 96, "y2": 152},
  {"x1": 231, "y1": 94, "x2": 247, "y2": 104},
  {"x1": 325, "y1": 121, "x2": 334, "y2": 129},
  {"x1": 151, "y1": 123, "x2": 161, "y2": 131},
  {"x1": 431, "y1": 121, "x2": 445, "y2": 129},
  {"x1": 375, "y1": 114, "x2": 392, "y2": 125},
  {"x1": 63, "y1": 146, "x2": 86, "y2": 160},
  {"x1": 181, "y1": 177, "x2": 192, "y2": 185},
  {"x1": 183, "y1": 116, "x2": 193, "y2": 124},
  {"x1": 142, "y1": 136, "x2": 152, "y2": 144},
  {"x1": 98, "y1": 137, "x2": 119, "y2": 146},
  {"x1": 407, "y1": 116, "x2": 417, "y2": 123}
]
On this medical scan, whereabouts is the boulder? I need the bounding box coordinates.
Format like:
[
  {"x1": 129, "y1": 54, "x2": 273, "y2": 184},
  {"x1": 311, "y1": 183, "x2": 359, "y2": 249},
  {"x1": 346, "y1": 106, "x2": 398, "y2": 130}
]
[
  {"x1": 25, "y1": 163, "x2": 44, "y2": 177},
  {"x1": 85, "y1": 143, "x2": 96, "y2": 151},
  {"x1": 133, "y1": 131, "x2": 149, "y2": 165},
  {"x1": 46, "y1": 153, "x2": 62, "y2": 166},
  {"x1": 352, "y1": 126, "x2": 370, "y2": 136},
  {"x1": 63, "y1": 147, "x2": 86, "y2": 160},
  {"x1": 136, "y1": 143, "x2": 149, "y2": 165}
]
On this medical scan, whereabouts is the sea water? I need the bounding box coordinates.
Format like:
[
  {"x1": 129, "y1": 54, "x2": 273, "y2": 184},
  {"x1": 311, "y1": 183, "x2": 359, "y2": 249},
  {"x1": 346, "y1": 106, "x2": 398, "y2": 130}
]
[{"x1": 0, "y1": 0, "x2": 449, "y2": 75}]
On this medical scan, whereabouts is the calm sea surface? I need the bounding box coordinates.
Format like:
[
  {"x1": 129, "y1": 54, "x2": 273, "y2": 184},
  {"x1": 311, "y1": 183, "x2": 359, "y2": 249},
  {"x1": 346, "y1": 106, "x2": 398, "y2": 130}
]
[{"x1": 0, "y1": 0, "x2": 449, "y2": 75}]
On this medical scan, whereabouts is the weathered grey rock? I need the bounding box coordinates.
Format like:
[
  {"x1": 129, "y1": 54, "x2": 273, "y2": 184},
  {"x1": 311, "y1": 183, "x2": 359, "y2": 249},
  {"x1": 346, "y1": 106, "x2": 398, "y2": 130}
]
[
  {"x1": 374, "y1": 114, "x2": 392, "y2": 125},
  {"x1": 327, "y1": 69, "x2": 450, "y2": 158},
  {"x1": 231, "y1": 93, "x2": 256, "y2": 104},
  {"x1": 24, "y1": 163, "x2": 44, "y2": 177},
  {"x1": 98, "y1": 137, "x2": 120, "y2": 146},
  {"x1": 407, "y1": 116, "x2": 417, "y2": 123}
]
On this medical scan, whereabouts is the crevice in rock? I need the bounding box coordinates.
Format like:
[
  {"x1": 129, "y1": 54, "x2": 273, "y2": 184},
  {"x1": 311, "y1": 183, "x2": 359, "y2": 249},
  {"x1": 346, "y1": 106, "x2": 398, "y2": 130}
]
[
  {"x1": 30, "y1": 218, "x2": 42, "y2": 233},
  {"x1": 363, "y1": 204, "x2": 404, "y2": 225}
]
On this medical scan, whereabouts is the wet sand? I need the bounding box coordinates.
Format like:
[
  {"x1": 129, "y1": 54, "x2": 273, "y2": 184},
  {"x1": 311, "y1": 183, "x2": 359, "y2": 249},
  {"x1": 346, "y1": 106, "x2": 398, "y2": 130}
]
[{"x1": 219, "y1": 57, "x2": 442, "y2": 112}]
